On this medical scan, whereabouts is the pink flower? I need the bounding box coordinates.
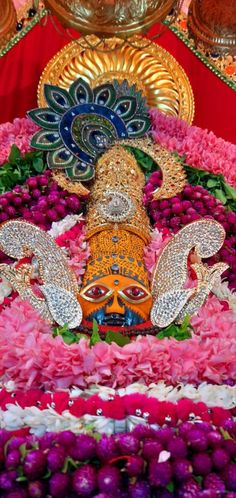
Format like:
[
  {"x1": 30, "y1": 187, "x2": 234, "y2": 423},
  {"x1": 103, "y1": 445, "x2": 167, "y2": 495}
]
[
  {"x1": 150, "y1": 109, "x2": 236, "y2": 187},
  {"x1": 0, "y1": 295, "x2": 235, "y2": 390},
  {"x1": 0, "y1": 118, "x2": 39, "y2": 165},
  {"x1": 144, "y1": 228, "x2": 171, "y2": 277},
  {"x1": 56, "y1": 223, "x2": 90, "y2": 284}
]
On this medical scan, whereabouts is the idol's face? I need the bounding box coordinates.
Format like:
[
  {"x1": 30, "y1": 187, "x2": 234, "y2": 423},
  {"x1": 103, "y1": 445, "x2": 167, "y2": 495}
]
[{"x1": 78, "y1": 274, "x2": 153, "y2": 327}]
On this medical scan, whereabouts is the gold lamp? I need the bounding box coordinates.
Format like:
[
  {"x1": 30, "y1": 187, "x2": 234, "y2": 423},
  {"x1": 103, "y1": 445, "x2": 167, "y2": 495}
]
[
  {"x1": 0, "y1": 0, "x2": 17, "y2": 49},
  {"x1": 44, "y1": 0, "x2": 181, "y2": 41},
  {"x1": 188, "y1": 0, "x2": 236, "y2": 55}
]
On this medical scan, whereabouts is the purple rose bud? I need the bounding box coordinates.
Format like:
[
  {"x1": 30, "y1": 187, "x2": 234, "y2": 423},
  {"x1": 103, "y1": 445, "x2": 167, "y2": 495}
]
[
  {"x1": 49, "y1": 472, "x2": 70, "y2": 498},
  {"x1": 72, "y1": 464, "x2": 97, "y2": 496}
]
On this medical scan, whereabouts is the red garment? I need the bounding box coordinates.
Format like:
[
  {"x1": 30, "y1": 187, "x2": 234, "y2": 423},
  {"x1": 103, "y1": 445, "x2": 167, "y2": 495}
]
[{"x1": 0, "y1": 17, "x2": 235, "y2": 143}]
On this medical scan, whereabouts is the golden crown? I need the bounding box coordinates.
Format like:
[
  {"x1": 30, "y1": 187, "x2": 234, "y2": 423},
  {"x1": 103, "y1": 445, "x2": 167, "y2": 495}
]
[{"x1": 82, "y1": 145, "x2": 151, "y2": 288}]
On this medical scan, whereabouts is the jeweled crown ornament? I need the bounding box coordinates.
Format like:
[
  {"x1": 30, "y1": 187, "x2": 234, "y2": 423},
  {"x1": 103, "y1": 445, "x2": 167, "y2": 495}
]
[{"x1": 28, "y1": 78, "x2": 151, "y2": 183}]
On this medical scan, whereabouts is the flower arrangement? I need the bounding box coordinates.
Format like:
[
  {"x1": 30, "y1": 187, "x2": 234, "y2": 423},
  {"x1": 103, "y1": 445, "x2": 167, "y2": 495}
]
[
  {"x1": 0, "y1": 423, "x2": 235, "y2": 497},
  {"x1": 0, "y1": 295, "x2": 235, "y2": 390},
  {"x1": 0, "y1": 115, "x2": 235, "y2": 496}
]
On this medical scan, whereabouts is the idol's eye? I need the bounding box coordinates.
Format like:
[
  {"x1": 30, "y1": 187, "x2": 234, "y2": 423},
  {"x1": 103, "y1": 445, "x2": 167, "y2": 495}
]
[
  {"x1": 119, "y1": 286, "x2": 150, "y2": 302},
  {"x1": 81, "y1": 285, "x2": 113, "y2": 302}
]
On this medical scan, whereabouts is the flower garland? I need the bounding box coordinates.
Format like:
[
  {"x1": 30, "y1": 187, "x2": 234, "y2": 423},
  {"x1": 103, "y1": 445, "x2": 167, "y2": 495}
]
[
  {"x1": 0, "y1": 387, "x2": 235, "y2": 436},
  {"x1": 0, "y1": 296, "x2": 235, "y2": 390},
  {"x1": 150, "y1": 109, "x2": 236, "y2": 187},
  {"x1": 0, "y1": 424, "x2": 235, "y2": 497}
]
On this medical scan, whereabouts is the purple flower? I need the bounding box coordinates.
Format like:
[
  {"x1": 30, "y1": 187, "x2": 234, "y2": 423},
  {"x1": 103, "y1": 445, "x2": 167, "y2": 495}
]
[
  {"x1": 57, "y1": 431, "x2": 76, "y2": 448},
  {"x1": 0, "y1": 470, "x2": 17, "y2": 491},
  {"x1": 129, "y1": 480, "x2": 151, "y2": 498},
  {"x1": 27, "y1": 480, "x2": 46, "y2": 497},
  {"x1": 97, "y1": 465, "x2": 121, "y2": 495},
  {"x1": 212, "y1": 448, "x2": 230, "y2": 470},
  {"x1": 69, "y1": 434, "x2": 97, "y2": 461},
  {"x1": 5, "y1": 450, "x2": 21, "y2": 470},
  {"x1": 204, "y1": 473, "x2": 226, "y2": 494},
  {"x1": 49, "y1": 472, "x2": 70, "y2": 498},
  {"x1": 72, "y1": 464, "x2": 97, "y2": 496},
  {"x1": 116, "y1": 434, "x2": 140, "y2": 455},
  {"x1": 167, "y1": 437, "x2": 187, "y2": 458},
  {"x1": 23, "y1": 450, "x2": 47, "y2": 480},
  {"x1": 223, "y1": 464, "x2": 236, "y2": 491},
  {"x1": 47, "y1": 447, "x2": 66, "y2": 472},
  {"x1": 187, "y1": 429, "x2": 208, "y2": 452},
  {"x1": 125, "y1": 455, "x2": 144, "y2": 476},
  {"x1": 173, "y1": 459, "x2": 193, "y2": 481},
  {"x1": 148, "y1": 460, "x2": 172, "y2": 487},
  {"x1": 192, "y1": 453, "x2": 212, "y2": 476},
  {"x1": 142, "y1": 440, "x2": 163, "y2": 461},
  {"x1": 96, "y1": 434, "x2": 119, "y2": 462}
]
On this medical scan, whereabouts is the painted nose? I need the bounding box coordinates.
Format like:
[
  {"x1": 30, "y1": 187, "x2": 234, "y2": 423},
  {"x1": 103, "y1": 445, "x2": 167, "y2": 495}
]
[{"x1": 105, "y1": 295, "x2": 125, "y2": 315}]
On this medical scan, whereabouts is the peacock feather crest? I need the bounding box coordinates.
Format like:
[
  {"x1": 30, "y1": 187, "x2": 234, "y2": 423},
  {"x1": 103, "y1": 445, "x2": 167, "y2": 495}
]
[{"x1": 28, "y1": 78, "x2": 151, "y2": 182}]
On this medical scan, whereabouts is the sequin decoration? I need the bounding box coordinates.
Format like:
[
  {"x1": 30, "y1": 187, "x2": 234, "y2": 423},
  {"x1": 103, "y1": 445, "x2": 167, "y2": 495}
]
[
  {"x1": 98, "y1": 190, "x2": 134, "y2": 222},
  {"x1": 0, "y1": 221, "x2": 82, "y2": 328},
  {"x1": 150, "y1": 219, "x2": 227, "y2": 327}
]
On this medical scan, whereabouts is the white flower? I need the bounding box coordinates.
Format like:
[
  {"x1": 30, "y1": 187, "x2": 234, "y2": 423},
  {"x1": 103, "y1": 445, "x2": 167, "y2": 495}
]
[
  {"x1": 158, "y1": 451, "x2": 171, "y2": 463},
  {"x1": 48, "y1": 214, "x2": 84, "y2": 238},
  {"x1": 213, "y1": 280, "x2": 236, "y2": 313},
  {"x1": 0, "y1": 276, "x2": 12, "y2": 304}
]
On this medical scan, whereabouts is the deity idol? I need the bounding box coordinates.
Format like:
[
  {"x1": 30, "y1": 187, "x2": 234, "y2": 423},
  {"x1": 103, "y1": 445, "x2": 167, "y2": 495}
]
[{"x1": 0, "y1": 77, "x2": 228, "y2": 333}]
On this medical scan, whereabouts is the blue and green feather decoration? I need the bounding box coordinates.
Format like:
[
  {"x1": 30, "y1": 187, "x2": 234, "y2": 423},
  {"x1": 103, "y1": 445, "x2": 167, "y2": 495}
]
[{"x1": 28, "y1": 78, "x2": 151, "y2": 182}]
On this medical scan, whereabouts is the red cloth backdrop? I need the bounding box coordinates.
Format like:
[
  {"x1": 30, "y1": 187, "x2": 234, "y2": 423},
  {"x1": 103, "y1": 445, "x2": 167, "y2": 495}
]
[{"x1": 0, "y1": 17, "x2": 236, "y2": 143}]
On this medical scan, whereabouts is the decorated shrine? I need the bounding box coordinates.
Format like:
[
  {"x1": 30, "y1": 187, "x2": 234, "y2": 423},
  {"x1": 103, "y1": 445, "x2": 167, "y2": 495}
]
[{"x1": 0, "y1": 1, "x2": 235, "y2": 497}]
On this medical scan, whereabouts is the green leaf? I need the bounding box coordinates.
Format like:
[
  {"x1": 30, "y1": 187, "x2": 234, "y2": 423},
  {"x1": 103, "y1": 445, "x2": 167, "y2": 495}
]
[
  {"x1": 32, "y1": 156, "x2": 45, "y2": 173},
  {"x1": 166, "y1": 481, "x2": 174, "y2": 492},
  {"x1": 19, "y1": 443, "x2": 27, "y2": 458},
  {"x1": 214, "y1": 189, "x2": 227, "y2": 204},
  {"x1": 207, "y1": 178, "x2": 219, "y2": 188},
  {"x1": 105, "y1": 331, "x2": 130, "y2": 346},
  {"x1": 16, "y1": 476, "x2": 28, "y2": 482},
  {"x1": 90, "y1": 319, "x2": 102, "y2": 347},
  {"x1": 61, "y1": 330, "x2": 78, "y2": 345},
  {"x1": 224, "y1": 183, "x2": 236, "y2": 201},
  {"x1": 8, "y1": 144, "x2": 21, "y2": 163}
]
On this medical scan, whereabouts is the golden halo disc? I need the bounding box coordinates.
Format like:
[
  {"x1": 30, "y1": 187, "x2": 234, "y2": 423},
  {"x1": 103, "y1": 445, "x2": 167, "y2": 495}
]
[{"x1": 38, "y1": 35, "x2": 194, "y2": 123}]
